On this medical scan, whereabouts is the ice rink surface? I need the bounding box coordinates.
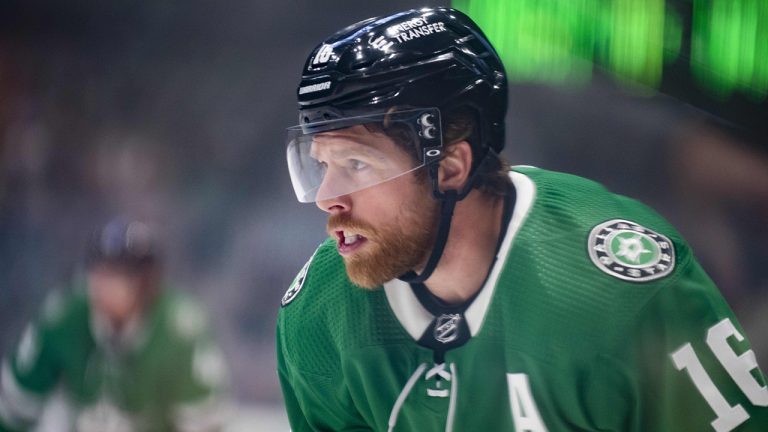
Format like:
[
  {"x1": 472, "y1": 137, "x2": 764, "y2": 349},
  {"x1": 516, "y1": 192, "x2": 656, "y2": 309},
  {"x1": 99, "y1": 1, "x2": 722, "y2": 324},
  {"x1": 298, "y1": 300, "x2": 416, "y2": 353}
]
[
  {"x1": 34, "y1": 394, "x2": 290, "y2": 432},
  {"x1": 226, "y1": 404, "x2": 289, "y2": 431}
]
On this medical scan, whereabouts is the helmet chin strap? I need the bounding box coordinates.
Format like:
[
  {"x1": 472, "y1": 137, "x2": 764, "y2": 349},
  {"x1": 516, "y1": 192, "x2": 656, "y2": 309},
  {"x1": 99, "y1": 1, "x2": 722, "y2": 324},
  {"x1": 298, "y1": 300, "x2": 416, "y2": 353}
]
[
  {"x1": 398, "y1": 189, "x2": 458, "y2": 284},
  {"x1": 398, "y1": 150, "x2": 495, "y2": 284}
]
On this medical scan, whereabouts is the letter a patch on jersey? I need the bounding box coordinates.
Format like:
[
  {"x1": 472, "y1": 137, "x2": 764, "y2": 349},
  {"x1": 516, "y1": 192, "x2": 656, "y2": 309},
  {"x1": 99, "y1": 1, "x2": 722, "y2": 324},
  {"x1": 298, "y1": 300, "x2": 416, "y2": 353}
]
[
  {"x1": 588, "y1": 219, "x2": 675, "y2": 282},
  {"x1": 507, "y1": 373, "x2": 548, "y2": 432}
]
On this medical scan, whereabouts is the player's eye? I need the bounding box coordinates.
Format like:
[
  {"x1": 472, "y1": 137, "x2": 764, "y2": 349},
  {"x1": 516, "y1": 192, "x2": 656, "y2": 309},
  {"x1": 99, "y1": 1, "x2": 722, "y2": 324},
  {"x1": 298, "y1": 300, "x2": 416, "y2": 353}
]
[
  {"x1": 313, "y1": 159, "x2": 328, "y2": 170},
  {"x1": 346, "y1": 159, "x2": 369, "y2": 171}
]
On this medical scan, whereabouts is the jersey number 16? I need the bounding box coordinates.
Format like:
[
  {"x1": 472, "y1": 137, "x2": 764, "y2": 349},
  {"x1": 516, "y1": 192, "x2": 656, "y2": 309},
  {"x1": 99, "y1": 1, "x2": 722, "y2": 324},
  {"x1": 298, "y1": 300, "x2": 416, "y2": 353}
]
[{"x1": 671, "y1": 318, "x2": 768, "y2": 432}]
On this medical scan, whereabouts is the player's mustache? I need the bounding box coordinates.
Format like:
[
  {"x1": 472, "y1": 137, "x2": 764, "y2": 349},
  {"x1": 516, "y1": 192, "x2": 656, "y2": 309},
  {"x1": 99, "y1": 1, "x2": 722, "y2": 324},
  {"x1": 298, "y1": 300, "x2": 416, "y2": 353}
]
[{"x1": 327, "y1": 214, "x2": 376, "y2": 238}]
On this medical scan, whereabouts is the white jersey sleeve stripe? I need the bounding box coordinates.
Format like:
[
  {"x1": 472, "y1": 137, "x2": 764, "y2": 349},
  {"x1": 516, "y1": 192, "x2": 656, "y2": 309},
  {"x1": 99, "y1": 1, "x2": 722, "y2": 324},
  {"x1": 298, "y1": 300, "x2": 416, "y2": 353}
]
[{"x1": 0, "y1": 360, "x2": 45, "y2": 426}]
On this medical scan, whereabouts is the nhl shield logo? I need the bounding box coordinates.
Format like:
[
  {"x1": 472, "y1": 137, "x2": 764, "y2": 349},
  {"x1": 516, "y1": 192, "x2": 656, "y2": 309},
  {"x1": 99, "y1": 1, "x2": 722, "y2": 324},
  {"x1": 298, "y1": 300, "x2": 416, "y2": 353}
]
[
  {"x1": 588, "y1": 219, "x2": 675, "y2": 282},
  {"x1": 434, "y1": 314, "x2": 462, "y2": 344}
]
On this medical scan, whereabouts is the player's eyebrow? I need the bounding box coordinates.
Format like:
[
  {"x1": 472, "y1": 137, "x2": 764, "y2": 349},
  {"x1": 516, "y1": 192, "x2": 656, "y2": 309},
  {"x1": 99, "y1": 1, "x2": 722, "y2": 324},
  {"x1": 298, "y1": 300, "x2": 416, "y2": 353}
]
[{"x1": 310, "y1": 138, "x2": 388, "y2": 161}]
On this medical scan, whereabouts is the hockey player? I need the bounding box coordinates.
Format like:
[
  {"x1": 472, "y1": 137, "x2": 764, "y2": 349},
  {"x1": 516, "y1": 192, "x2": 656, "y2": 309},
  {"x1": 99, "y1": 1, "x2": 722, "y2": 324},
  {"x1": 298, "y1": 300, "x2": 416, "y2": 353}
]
[
  {"x1": 0, "y1": 219, "x2": 228, "y2": 432},
  {"x1": 278, "y1": 7, "x2": 768, "y2": 432}
]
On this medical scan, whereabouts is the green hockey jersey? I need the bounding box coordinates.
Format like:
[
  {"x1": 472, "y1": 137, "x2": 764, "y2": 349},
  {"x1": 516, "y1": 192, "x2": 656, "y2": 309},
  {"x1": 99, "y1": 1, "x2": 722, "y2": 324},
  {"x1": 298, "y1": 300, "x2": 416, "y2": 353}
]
[
  {"x1": 0, "y1": 287, "x2": 228, "y2": 432},
  {"x1": 277, "y1": 167, "x2": 768, "y2": 431}
]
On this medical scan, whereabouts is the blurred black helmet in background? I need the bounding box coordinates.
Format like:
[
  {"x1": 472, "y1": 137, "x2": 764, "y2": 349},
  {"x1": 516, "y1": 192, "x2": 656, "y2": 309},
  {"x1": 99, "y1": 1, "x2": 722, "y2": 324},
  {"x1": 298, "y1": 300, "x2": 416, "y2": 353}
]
[{"x1": 85, "y1": 218, "x2": 158, "y2": 272}]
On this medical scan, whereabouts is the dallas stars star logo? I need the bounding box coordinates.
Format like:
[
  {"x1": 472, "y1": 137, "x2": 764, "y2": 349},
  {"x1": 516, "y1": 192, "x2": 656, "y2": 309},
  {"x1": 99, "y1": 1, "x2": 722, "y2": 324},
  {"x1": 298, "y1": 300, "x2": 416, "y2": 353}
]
[
  {"x1": 281, "y1": 247, "x2": 320, "y2": 307},
  {"x1": 588, "y1": 219, "x2": 675, "y2": 282},
  {"x1": 614, "y1": 234, "x2": 652, "y2": 264}
]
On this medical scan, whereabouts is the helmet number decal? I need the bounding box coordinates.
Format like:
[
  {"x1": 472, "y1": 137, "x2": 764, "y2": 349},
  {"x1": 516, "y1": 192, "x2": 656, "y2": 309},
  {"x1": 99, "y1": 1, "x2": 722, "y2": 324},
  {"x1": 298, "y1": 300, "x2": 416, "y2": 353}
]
[{"x1": 312, "y1": 44, "x2": 334, "y2": 66}]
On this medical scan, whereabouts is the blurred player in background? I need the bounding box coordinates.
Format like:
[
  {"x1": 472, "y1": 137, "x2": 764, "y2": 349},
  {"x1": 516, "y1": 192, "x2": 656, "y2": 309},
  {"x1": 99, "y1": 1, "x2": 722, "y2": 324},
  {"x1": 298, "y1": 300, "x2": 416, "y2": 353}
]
[
  {"x1": 0, "y1": 218, "x2": 229, "y2": 432},
  {"x1": 277, "y1": 7, "x2": 768, "y2": 431}
]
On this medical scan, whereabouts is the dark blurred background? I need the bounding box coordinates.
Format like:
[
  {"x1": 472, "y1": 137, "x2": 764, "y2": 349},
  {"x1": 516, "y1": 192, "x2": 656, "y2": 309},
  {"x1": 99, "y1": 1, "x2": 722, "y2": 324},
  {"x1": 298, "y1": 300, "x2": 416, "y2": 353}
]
[{"x1": 1, "y1": 0, "x2": 766, "y2": 425}]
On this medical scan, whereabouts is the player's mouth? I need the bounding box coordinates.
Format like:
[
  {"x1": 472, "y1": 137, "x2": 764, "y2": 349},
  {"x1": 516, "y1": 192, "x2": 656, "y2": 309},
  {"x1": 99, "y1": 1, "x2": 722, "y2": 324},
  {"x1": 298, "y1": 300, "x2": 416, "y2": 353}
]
[{"x1": 335, "y1": 230, "x2": 368, "y2": 256}]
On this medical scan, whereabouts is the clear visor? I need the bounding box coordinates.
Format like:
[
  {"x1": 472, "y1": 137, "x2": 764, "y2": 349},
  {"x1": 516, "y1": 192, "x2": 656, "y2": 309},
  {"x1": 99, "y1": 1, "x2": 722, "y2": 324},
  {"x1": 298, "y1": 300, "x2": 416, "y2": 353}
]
[{"x1": 286, "y1": 108, "x2": 441, "y2": 203}]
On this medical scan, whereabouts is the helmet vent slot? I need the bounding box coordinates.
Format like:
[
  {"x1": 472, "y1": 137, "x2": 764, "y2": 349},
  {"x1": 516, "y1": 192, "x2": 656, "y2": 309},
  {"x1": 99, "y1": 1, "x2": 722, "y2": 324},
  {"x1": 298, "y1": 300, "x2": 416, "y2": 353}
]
[{"x1": 351, "y1": 60, "x2": 375, "y2": 71}]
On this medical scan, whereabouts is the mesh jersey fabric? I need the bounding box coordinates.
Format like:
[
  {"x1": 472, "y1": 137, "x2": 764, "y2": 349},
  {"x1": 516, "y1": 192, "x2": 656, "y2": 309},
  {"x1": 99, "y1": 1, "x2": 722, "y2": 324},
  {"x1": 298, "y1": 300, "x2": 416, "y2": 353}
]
[{"x1": 277, "y1": 166, "x2": 768, "y2": 432}]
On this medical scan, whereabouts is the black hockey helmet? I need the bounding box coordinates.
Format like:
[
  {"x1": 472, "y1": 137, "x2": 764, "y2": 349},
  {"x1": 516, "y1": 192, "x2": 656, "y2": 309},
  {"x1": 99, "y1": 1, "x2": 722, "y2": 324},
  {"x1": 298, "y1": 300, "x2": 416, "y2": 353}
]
[
  {"x1": 85, "y1": 218, "x2": 158, "y2": 272},
  {"x1": 296, "y1": 6, "x2": 506, "y2": 153},
  {"x1": 287, "y1": 7, "x2": 507, "y2": 203},
  {"x1": 287, "y1": 7, "x2": 508, "y2": 283}
]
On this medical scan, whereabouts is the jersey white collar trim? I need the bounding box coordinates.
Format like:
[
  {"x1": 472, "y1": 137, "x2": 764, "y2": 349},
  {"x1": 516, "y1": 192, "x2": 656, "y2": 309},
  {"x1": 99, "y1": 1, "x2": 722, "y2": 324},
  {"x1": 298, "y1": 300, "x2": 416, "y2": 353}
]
[
  {"x1": 89, "y1": 308, "x2": 150, "y2": 353},
  {"x1": 384, "y1": 170, "x2": 537, "y2": 341},
  {"x1": 465, "y1": 170, "x2": 536, "y2": 334},
  {"x1": 383, "y1": 279, "x2": 432, "y2": 340}
]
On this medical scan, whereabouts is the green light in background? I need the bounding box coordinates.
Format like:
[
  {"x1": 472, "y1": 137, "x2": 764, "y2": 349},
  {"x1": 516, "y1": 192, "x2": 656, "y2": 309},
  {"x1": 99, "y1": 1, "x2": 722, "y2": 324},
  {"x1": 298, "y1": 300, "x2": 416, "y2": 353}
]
[
  {"x1": 605, "y1": 0, "x2": 668, "y2": 88},
  {"x1": 455, "y1": 0, "x2": 766, "y2": 102},
  {"x1": 455, "y1": 0, "x2": 597, "y2": 84},
  {"x1": 693, "y1": 0, "x2": 768, "y2": 101}
]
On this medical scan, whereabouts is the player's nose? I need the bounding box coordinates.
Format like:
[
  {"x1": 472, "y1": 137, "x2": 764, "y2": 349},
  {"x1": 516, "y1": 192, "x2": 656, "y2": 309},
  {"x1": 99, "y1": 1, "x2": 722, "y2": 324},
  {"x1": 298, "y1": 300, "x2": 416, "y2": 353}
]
[
  {"x1": 314, "y1": 167, "x2": 352, "y2": 213},
  {"x1": 316, "y1": 193, "x2": 351, "y2": 214}
]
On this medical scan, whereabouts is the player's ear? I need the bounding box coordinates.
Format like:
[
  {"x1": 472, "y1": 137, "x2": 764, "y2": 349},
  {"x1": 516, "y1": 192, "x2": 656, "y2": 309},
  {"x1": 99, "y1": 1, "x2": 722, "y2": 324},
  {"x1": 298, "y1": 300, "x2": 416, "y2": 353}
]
[{"x1": 438, "y1": 141, "x2": 472, "y2": 192}]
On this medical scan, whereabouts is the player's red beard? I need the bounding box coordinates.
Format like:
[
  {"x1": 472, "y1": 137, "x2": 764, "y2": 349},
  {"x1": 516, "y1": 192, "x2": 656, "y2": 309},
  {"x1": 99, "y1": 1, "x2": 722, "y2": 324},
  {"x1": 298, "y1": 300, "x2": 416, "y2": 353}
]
[{"x1": 327, "y1": 199, "x2": 439, "y2": 289}]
